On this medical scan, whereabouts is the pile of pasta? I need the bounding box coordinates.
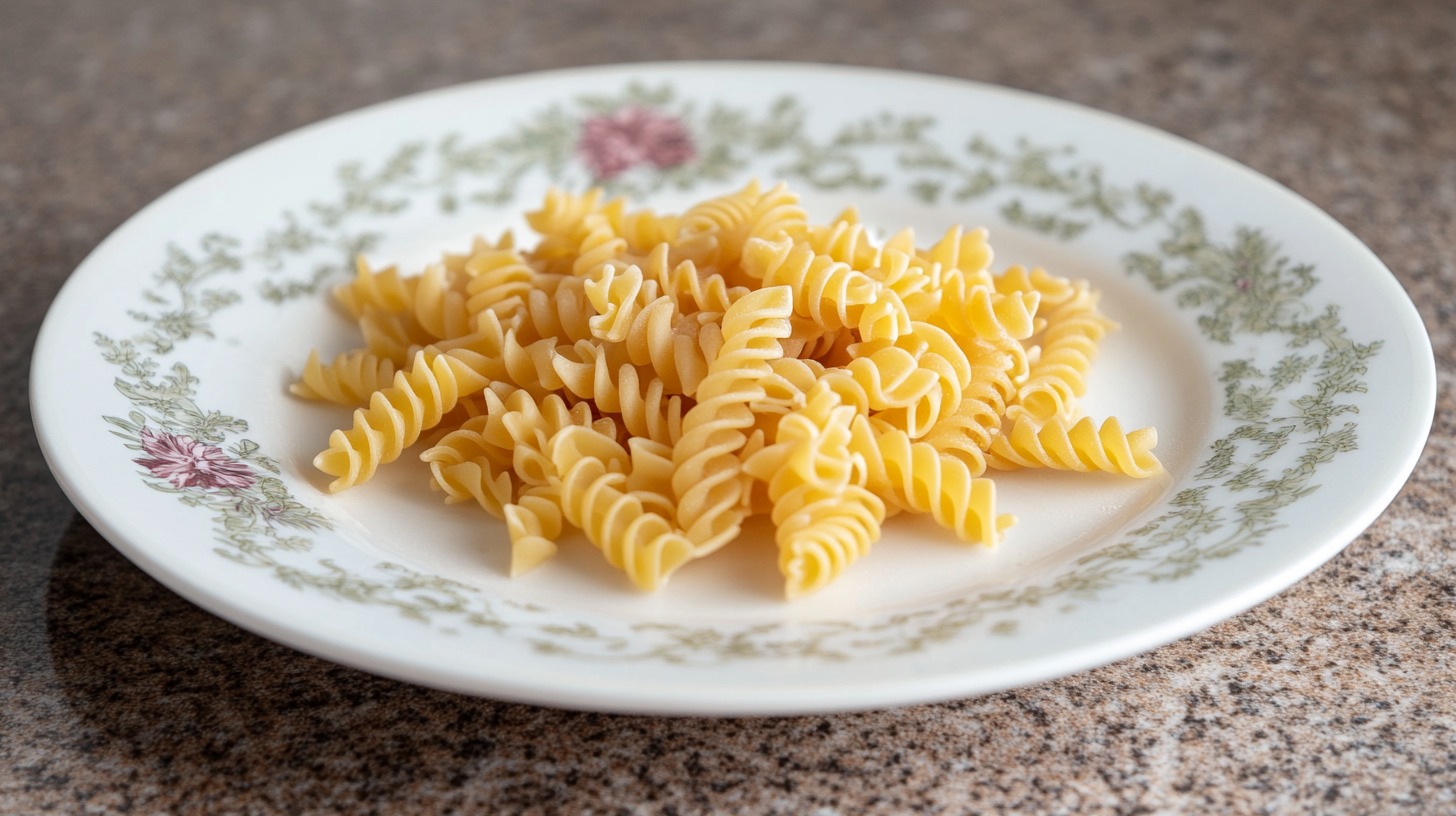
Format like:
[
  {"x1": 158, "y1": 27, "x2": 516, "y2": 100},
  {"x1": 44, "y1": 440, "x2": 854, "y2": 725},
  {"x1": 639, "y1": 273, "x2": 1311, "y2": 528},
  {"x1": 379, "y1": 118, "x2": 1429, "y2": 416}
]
[{"x1": 294, "y1": 180, "x2": 1161, "y2": 598}]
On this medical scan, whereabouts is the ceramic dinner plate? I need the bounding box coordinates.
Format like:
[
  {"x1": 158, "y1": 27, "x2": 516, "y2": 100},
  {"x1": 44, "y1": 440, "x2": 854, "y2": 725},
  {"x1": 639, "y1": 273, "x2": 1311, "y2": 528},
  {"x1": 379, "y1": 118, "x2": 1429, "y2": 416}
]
[{"x1": 32, "y1": 63, "x2": 1434, "y2": 715}]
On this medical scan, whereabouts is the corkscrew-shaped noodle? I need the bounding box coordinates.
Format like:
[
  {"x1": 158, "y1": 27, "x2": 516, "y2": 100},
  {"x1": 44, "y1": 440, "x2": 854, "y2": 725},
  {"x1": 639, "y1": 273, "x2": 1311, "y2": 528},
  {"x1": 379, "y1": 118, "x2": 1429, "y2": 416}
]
[
  {"x1": 672, "y1": 286, "x2": 793, "y2": 553},
  {"x1": 817, "y1": 344, "x2": 941, "y2": 418},
  {"x1": 314, "y1": 345, "x2": 497, "y2": 491},
  {"x1": 637, "y1": 242, "x2": 746, "y2": 313},
  {"x1": 1015, "y1": 283, "x2": 1118, "y2": 420},
  {"x1": 503, "y1": 488, "x2": 564, "y2": 576},
  {"x1": 987, "y1": 414, "x2": 1162, "y2": 477},
  {"x1": 422, "y1": 388, "x2": 611, "y2": 572},
  {"x1": 551, "y1": 426, "x2": 695, "y2": 590},
  {"x1": 936, "y1": 277, "x2": 1040, "y2": 383},
  {"x1": 422, "y1": 416, "x2": 515, "y2": 517},
  {"x1": 743, "y1": 237, "x2": 910, "y2": 342},
  {"x1": 521, "y1": 276, "x2": 596, "y2": 344},
  {"x1": 850, "y1": 415, "x2": 1013, "y2": 545},
  {"x1": 614, "y1": 209, "x2": 681, "y2": 256},
  {"x1": 921, "y1": 341, "x2": 1015, "y2": 476},
  {"x1": 775, "y1": 490, "x2": 884, "y2": 598},
  {"x1": 356, "y1": 304, "x2": 434, "y2": 364},
  {"x1": 867, "y1": 247, "x2": 942, "y2": 322},
  {"x1": 744, "y1": 388, "x2": 886, "y2": 597},
  {"x1": 582, "y1": 263, "x2": 720, "y2": 394},
  {"x1": 464, "y1": 246, "x2": 536, "y2": 322},
  {"x1": 570, "y1": 213, "x2": 629, "y2": 278},
  {"x1": 334, "y1": 256, "x2": 416, "y2": 318},
  {"x1": 552, "y1": 343, "x2": 687, "y2": 446},
  {"x1": 919, "y1": 224, "x2": 993, "y2": 278},
  {"x1": 804, "y1": 207, "x2": 881, "y2": 272},
  {"x1": 847, "y1": 322, "x2": 972, "y2": 437},
  {"x1": 527, "y1": 187, "x2": 610, "y2": 237},
  {"x1": 993, "y1": 264, "x2": 1078, "y2": 308},
  {"x1": 412, "y1": 262, "x2": 472, "y2": 342},
  {"x1": 584, "y1": 262, "x2": 660, "y2": 343},
  {"x1": 291, "y1": 348, "x2": 398, "y2": 406}
]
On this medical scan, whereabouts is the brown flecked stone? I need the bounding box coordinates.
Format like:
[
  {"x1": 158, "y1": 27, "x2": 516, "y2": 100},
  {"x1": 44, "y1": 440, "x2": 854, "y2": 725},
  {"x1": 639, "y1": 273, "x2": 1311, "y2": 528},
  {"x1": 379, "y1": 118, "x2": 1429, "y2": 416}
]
[{"x1": 3, "y1": 0, "x2": 1453, "y2": 813}]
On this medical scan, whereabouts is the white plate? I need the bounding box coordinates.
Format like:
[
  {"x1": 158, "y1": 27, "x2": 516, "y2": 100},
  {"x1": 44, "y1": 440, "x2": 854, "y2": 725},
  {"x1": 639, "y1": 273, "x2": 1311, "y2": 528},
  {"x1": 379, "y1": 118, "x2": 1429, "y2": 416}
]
[{"x1": 32, "y1": 63, "x2": 1434, "y2": 715}]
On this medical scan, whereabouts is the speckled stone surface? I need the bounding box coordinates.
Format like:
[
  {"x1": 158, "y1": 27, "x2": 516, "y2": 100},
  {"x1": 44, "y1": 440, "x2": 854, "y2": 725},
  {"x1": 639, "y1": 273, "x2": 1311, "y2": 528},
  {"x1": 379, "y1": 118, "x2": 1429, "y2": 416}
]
[{"x1": 4, "y1": 1, "x2": 1454, "y2": 813}]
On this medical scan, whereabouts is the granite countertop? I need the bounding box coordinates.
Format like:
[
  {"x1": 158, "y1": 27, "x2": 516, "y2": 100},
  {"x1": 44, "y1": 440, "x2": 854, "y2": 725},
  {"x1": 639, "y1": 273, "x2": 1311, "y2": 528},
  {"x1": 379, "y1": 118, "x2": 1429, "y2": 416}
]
[{"x1": 4, "y1": 1, "x2": 1453, "y2": 812}]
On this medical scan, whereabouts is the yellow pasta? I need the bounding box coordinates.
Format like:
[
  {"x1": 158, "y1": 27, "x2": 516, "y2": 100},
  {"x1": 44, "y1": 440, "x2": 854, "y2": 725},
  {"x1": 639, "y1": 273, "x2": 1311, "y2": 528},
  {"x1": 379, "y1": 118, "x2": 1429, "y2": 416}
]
[
  {"x1": 291, "y1": 348, "x2": 397, "y2": 406},
  {"x1": 297, "y1": 181, "x2": 1162, "y2": 598},
  {"x1": 987, "y1": 414, "x2": 1161, "y2": 477},
  {"x1": 743, "y1": 387, "x2": 886, "y2": 597}
]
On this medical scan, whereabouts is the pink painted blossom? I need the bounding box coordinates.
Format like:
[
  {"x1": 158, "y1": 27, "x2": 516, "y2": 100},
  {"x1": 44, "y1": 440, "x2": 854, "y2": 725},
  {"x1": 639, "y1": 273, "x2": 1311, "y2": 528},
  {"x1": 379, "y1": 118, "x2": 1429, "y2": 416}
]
[
  {"x1": 577, "y1": 106, "x2": 695, "y2": 180},
  {"x1": 133, "y1": 427, "x2": 255, "y2": 490}
]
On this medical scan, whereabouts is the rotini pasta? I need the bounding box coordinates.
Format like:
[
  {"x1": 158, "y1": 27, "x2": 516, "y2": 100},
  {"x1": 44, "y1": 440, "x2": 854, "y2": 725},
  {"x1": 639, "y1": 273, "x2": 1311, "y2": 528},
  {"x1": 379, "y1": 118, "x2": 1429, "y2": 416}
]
[{"x1": 298, "y1": 181, "x2": 1162, "y2": 598}]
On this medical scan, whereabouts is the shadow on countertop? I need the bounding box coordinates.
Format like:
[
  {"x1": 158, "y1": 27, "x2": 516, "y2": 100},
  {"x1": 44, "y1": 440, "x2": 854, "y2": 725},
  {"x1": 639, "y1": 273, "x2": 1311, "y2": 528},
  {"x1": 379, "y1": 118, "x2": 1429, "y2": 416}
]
[{"x1": 41, "y1": 515, "x2": 966, "y2": 812}]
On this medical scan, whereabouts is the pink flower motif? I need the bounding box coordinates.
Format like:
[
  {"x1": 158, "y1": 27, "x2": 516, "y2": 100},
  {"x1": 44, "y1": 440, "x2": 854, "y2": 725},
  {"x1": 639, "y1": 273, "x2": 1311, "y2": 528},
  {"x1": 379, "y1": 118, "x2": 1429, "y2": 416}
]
[
  {"x1": 577, "y1": 106, "x2": 696, "y2": 180},
  {"x1": 133, "y1": 427, "x2": 255, "y2": 490}
]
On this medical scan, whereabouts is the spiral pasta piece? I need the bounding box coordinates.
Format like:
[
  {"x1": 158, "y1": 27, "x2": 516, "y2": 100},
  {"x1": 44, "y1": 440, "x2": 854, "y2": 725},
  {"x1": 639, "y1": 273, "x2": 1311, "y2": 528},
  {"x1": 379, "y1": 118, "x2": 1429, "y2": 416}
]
[
  {"x1": 987, "y1": 414, "x2": 1162, "y2": 477},
  {"x1": 423, "y1": 388, "x2": 612, "y2": 572},
  {"x1": 847, "y1": 322, "x2": 972, "y2": 438},
  {"x1": 583, "y1": 263, "x2": 721, "y2": 396},
  {"x1": 920, "y1": 224, "x2": 993, "y2": 278},
  {"x1": 614, "y1": 209, "x2": 682, "y2": 256},
  {"x1": 868, "y1": 248, "x2": 941, "y2": 322},
  {"x1": 521, "y1": 275, "x2": 595, "y2": 344},
  {"x1": 921, "y1": 342, "x2": 1015, "y2": 476},
  {"x1": 504, "y1": 488, "x2": 564, "y2": 576},
  {"x1": 356, "y1": 304, "x2": 434, "y2": 364},
  {"x1": 334, "y1": 257, "x2": 416, "y2": 319},
  {"x1": 818, "y1": 344, "x2": 941, "y2": 417},
  {"x1": 291, "y1": 348, "x2": 398, "y2": 406},
  {"x1": 570, "y1": 212, "x2": 629, "y2": 278},
  {"x1": 678, "y1": 180, "x2": 808, "y2": 275},
  {"x1": 314, "y1": 345, "x2": 496, "y2": 491},
  {"x1": 637, "y1": 242, "x2": 746, "y2": 313},
  {"x1": 743, "y1": 387, "x2": 886, "y2": 597},
  {"x1": 804, "y1": 207, "x2": 881, "y2": 272},
  {"x1": 552, "y1": 343, "x2": 687, "y2": 446},
  {"x1": 936, "y1": 275, "x2": 1040, "y2": 384},
  {"x1": 775, "y1": 490, "x2": 884, "y2": 598},
  {"x1": 527, "y1": 187, "x2": 611, "y2": 237},
  {"x1": 993, "y1": 264, "x2": 1078, "y2": 308},
  {"x1": 423, "y1": 418, "x2": 516, "y2": 518},
  {"x1": 743, "y1": 237, "x2": 910, "y2": 342},
  {"x1": 672, "y1": 286, "x2": 793, "y2": 553},
  {"x1": 848, "y1": 414, "x2": 1013, "y2": 545},
  {"x1": 551, "y1": 426, "x2": 695, "y2": 590},
  {"x1": 1014, "y1": 283, "x2": 1118, "y2": 420},
  {"x1": 464, "y1": 246, "x2": 536, "y2": 322}
]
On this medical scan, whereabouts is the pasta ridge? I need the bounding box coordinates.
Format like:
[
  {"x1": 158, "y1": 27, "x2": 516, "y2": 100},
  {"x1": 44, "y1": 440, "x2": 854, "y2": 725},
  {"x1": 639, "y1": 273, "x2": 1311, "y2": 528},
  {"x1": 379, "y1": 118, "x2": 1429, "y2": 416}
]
[
  {"x1": 847, "y1": 414, "x2": 1013, "y2": 545},
  {"x1": 638, "y1": 242, "x2": 746, "y2": 313},
  {"x1": 335, "y1": 256, "x2": 416, "y2": 319},
  {"x1": 551, "y1": 342, "x2": 688, "y2": 446},
  {"x1": 743, "y1": 236, "x2": 911, "y2": 342},
  {"x1": 464, "y1": 246, "x2": 536, "y2": 323},
  {"x1": 314, "y1": 345, "x2": 495, "y2": 491},
  {"x1": 551, "y1": 426, "x2": 695, "y2": 590},
  {"x1": 671, "y1": 286, "x2": 793, "y2": 554},
  {"x1": 291, "y1": 348, "x2": 398, "y2": 406},
  {"x1": 744, "y1": 388, "x2": 886, "y2": 597},
  {"x1": 987, "y1": 414, "x2": 1162, "y2": 477},
  {"x1": 1015, "y1": 284, "x2": 1118, "y2": 420},
  {"x1": 804, "y1": 208, "x2": 881, "y2": 272}
]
